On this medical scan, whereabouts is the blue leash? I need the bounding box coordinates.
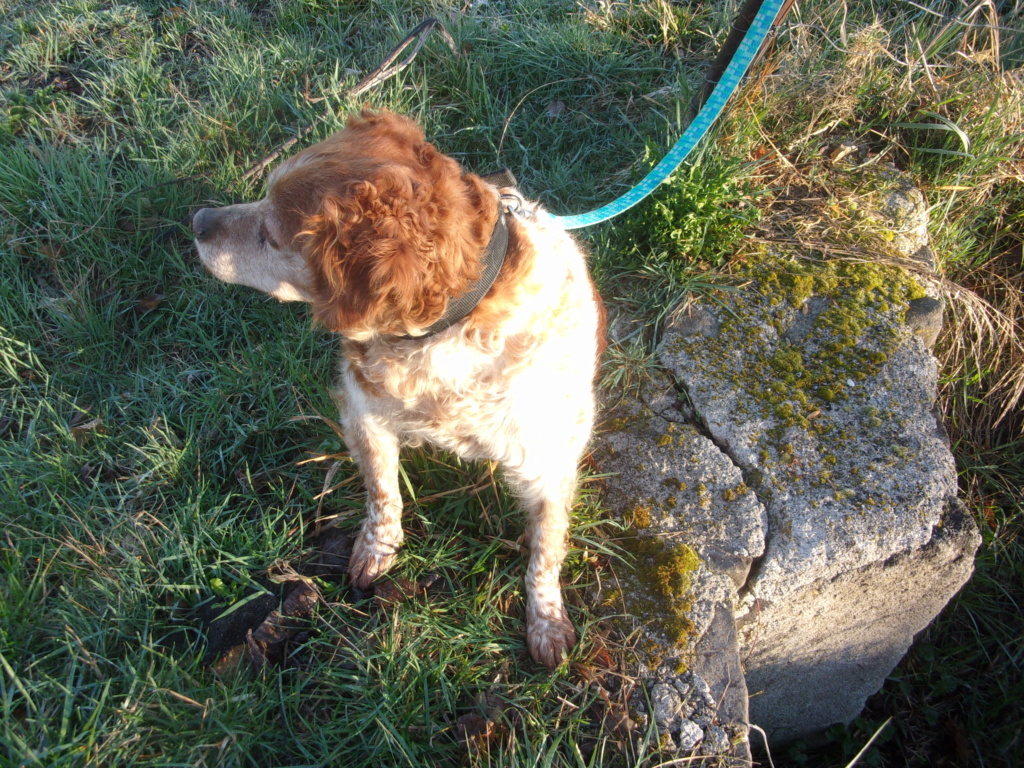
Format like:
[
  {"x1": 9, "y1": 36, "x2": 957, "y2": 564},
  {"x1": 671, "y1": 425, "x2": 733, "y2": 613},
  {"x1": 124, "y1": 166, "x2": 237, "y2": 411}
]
[{"x1": 552, "y1": 0, "x2": 786, "y2": 230}]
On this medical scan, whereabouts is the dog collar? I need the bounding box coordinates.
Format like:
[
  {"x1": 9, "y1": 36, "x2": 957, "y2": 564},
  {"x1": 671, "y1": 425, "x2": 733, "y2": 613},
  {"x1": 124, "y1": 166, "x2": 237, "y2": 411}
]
[{"x1": 398, "y1": 200, "x2": 510, "y2": 340}]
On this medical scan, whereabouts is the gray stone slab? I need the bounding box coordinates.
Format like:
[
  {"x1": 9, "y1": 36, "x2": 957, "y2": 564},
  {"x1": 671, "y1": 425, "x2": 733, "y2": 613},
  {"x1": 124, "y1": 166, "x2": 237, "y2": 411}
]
[
  {"x1": 660, "y1": 274, "x2": 958, "y2": 611},
  {"x1": 595, "y1": 374, "x2": 765, "y2": 764},
  {"x1": 657, "y1": 248, "x2": 978, "y2": 742},
  {"x1": 596, "y1": 170, "x2": 979, "y2": 749},
  {"x1": 743, "y1": 498, "x2": 980, "y2": 742}
]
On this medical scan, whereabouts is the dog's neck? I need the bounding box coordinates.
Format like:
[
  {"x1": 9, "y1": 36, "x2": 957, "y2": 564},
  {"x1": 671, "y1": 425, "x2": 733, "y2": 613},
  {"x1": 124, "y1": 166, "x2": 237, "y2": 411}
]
[{"x1": 397, "y1": 201, "x2": 509, "y2": 341}]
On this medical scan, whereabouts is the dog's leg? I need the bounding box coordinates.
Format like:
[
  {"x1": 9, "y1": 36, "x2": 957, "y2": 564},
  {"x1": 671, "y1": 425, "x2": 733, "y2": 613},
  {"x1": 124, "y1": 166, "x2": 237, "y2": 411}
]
[
  {"x1": 508, "y1": 466, "x2": 578, "y2": 670},
  {"x1": 526, "y1": 496, "x2": 577, "y2": 669},
  {"x1": 344, "y1": 416, "x2": 405, "y2": 589}
]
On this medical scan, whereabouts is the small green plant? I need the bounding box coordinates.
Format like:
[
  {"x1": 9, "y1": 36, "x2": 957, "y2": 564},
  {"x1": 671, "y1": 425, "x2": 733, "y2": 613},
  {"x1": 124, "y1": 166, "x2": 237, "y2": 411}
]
[{"x1": 615, "y1": 146, "x2": 758, "y2": 270}]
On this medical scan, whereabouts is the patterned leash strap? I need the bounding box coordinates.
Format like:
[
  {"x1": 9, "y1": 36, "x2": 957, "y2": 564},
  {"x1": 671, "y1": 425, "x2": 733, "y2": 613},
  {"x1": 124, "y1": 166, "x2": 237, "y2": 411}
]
[{"x1": 552, "y1": 0, "x2": 789, "y2": 230}]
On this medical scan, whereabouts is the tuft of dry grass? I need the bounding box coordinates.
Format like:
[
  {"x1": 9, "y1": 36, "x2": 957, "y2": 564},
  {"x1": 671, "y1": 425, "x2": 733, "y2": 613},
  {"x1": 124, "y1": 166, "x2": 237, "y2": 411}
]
[{"x1": 729, "y1": 0, "x2": 1024, "y2": 441}]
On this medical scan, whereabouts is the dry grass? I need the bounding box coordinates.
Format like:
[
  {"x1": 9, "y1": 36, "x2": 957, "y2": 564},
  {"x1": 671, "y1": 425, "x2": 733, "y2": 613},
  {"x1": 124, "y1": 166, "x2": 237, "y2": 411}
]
[{"x1": 732, "y1": 0, "x2": 1024, "y2": 441}]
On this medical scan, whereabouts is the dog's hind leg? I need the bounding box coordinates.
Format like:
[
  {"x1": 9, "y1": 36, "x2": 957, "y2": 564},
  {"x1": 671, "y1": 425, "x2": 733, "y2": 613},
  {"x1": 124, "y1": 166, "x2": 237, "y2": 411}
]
[{"x1": 344, "y1": 416, "x2": 405, "y2": 590}]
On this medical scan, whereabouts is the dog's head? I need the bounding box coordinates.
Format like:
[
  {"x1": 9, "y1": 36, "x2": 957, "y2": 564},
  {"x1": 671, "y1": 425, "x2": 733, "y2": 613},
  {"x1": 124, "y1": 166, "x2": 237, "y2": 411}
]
[{"x1": 193, "y1": 110, "x2": 498, "y2": 339}]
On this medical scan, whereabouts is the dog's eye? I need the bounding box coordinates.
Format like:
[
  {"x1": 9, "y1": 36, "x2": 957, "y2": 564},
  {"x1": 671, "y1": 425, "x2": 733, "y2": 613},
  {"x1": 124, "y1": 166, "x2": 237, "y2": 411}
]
[{"x1": 258, "y1": 223, "x2": 280, "y2": 250}]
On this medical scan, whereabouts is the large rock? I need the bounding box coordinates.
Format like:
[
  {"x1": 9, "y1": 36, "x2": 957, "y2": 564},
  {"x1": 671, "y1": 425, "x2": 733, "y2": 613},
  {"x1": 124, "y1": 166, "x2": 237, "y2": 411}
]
[
  {"x1": 659, "y1": 254, "x2": 980, "y2": 741},
  {"x1": 596, "y1": 171, "x2": 980, "y2": 749},
  {"x1": 661, "y1": 270, "x2": 957, "y2": 609}
]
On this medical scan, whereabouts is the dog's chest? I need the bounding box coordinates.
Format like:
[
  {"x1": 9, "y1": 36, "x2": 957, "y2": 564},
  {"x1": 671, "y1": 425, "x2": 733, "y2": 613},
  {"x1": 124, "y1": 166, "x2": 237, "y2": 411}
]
[{"x1": 342, "y1": 338, "x2": 522, "y2": 458}]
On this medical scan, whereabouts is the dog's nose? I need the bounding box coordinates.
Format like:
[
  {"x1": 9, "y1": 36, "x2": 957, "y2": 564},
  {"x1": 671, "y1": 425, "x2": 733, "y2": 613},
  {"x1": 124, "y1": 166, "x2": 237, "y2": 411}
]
[{"x1": 192, "y1": 207, "x2": 220, "y2": 242}]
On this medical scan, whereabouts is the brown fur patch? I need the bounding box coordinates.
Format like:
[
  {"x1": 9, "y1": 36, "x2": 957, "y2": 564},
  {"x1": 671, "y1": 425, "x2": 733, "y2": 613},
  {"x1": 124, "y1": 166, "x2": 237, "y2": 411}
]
[
  {"x1": 270, "y1": 110, "x2": 498, "y2": 337},
  {"x1": 463, "y1": 217, "x2": 540, "y2": 333}
]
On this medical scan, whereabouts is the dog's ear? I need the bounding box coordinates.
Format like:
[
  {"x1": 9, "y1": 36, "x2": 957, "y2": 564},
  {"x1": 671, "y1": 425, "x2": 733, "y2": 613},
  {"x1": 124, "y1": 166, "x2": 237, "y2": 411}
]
[{"x1": 302, "y1": 149, "x2": 496, "y2": 338}]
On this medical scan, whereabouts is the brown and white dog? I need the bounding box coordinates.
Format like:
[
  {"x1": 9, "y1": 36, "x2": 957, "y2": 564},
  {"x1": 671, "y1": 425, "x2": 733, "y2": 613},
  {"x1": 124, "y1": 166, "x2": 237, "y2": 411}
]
[{"x1": 192, "y1": 110, "x2": 605, "y2": 668}]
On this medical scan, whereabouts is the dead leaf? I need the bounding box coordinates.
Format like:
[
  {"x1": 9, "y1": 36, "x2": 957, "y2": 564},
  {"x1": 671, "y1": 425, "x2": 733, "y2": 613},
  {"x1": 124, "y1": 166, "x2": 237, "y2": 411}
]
[
  {"x1": 245, "y1": 628, "x2": 268, "y2": 670},
  {"x1": 829, "y1": 141, "x2": 859, "y2": 164},
  {"x1": 242, "y1": 582, "x2": 321, "y2": 668},
  {"x1": 279, "y1": 581, "x2": 320, "y2": 618},
  {"x1": 70, "y1": 418, "x2": 106, "y2": 446},
  {"x1": 373, "y1": 575, "x2": 435, "y2": 605},
  {"x1": 497, "y1": 538, "x2": 523, "y2": 555},
  {"x1": 456, "y1": 713, "x2": 496, "y2": 756},
  {"x1": 135, "y1": 293, "x2": 165, "y2": 314},
  {"x1": 211, "y1": 644, "x2": 246, "y2": 678}
]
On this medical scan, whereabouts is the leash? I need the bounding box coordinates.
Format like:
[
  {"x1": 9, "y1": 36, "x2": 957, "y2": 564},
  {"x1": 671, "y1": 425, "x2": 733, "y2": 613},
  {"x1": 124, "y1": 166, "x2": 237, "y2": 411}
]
[{"x1": 552, "y1": 0, "x2": 789, "y2": 230}]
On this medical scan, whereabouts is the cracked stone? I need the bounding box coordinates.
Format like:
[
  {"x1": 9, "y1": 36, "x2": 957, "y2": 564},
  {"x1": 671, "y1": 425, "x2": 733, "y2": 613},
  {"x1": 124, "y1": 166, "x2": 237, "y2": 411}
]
[
  {"x1": 651, "y1": 683, "x2": 683, "y2": 729},
  {"x1": 595, "y1": 171, "x2": 975, "y2": 752},
  {"x1": 655, "y1": 182, "x2": 978, "y2": 740},
  {"x1": 677, "y1": 720, "x2": 704, "y2": 753},
  {"x1": 703, "y1": 724, "x2": 731, "y2": 754}
]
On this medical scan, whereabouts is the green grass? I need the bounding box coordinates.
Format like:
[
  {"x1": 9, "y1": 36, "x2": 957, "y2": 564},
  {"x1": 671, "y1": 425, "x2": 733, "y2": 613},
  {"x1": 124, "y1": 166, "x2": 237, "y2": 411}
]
[{"x1": 1, "y1": 0, "x2": 1022, "y2": 766}]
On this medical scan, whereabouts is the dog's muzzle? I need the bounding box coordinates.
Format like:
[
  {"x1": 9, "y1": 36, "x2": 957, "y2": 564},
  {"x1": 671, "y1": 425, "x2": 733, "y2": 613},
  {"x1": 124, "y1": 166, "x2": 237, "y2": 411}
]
[{"x1": 191, "y1": 207, "x2": 223, "y2": 243}]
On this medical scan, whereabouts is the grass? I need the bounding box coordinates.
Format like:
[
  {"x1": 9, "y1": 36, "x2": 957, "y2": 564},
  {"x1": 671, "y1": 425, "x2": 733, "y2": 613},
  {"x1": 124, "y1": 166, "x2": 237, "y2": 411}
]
[{"x1": 1, "y1": 0, "x2": 1021, "y2": 766}]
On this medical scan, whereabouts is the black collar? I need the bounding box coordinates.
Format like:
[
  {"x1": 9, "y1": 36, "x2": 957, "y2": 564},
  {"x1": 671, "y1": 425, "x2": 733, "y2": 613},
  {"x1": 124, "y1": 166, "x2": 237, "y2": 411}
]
[{"x1": 398, "y1": 201, "x2": 510, "y2": 340}]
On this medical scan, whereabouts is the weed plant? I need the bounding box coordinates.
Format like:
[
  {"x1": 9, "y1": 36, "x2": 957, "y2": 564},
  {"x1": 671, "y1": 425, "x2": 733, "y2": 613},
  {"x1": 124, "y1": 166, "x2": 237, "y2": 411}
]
[{"x1": 1, "y1": 0, "x2": 1021, "y2": 766}]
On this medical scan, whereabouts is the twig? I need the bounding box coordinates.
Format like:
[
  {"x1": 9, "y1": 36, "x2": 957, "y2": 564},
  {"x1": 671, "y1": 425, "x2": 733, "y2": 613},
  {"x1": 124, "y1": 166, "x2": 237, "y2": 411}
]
[
  {"x1": 843, "y1": 717, "x2": 893, "y2": 768},
  {"x1": 241, "y1": 18, "x2": 457, "y2": 182}
]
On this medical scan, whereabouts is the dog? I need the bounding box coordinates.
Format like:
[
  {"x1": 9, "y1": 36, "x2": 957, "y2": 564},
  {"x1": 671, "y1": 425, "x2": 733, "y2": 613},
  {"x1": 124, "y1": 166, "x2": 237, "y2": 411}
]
[{"x1": 192, "y1": 110, "x2": 605, "y2": 668}]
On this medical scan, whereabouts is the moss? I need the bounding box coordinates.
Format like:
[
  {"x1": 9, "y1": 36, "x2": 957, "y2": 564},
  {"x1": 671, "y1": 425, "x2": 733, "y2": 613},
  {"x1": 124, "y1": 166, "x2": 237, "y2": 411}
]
[
  {"x1": 624, "y1": 505, "x2": 653, "y2": 529},
  {"x1": 603, "y1": 416, "x2": 631, "y2": 432},
  {"x1": 661, "y1": 477, "x2": 688, "y2": 492},
  {"x1": 723, "y1": 482, "x2": 750, "y2": 501},
  {"x1": 671, "y1": 249, "x2": 927, "y2": 440},
  {"x1": 601, "y1": 586, "x2": 622, "y2": 608},
  {"x1": 620, "y1": 535, "x2": 700, "y2": 650}
]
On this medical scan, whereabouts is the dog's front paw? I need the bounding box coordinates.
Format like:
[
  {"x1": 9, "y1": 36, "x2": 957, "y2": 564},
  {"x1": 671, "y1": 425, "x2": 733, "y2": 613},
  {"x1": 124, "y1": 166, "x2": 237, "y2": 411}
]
[
  {"x1": 527, "y1": 612, "x2": 576, "y2": 670},
  {"x1": 348, "y1": 533, "x2": 399, "y2": 590}
]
